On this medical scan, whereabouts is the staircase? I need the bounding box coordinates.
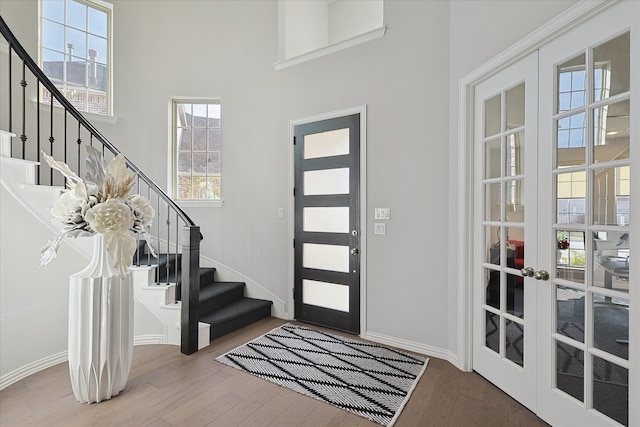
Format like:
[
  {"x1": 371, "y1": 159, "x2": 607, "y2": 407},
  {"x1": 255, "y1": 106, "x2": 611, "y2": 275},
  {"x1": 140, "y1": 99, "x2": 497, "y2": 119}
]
[
  {"x1": 0, "y1": 16, "x2": 273, "y2": 354},
  {"x1": 133, "y1": 244, "x2": 272, "y2": 341}
]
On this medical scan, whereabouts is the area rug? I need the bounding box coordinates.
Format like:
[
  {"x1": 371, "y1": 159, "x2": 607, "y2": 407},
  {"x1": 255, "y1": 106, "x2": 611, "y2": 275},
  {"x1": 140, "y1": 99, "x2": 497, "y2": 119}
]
[{"x1": 216, "y1": 323, "x2": 429, "y2": 426}]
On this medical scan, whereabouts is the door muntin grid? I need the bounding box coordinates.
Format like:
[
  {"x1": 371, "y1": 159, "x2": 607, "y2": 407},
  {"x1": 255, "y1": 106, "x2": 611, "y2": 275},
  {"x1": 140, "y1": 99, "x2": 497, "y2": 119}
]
[{"x1": 551, "y1": 31, "x2": 631, "y2": 426}]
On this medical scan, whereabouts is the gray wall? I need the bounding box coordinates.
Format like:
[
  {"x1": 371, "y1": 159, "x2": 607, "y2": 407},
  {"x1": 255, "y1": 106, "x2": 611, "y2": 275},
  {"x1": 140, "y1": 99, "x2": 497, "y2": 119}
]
[{"x1": 0, "y1": 0, "x2": 579, "y2": 373}]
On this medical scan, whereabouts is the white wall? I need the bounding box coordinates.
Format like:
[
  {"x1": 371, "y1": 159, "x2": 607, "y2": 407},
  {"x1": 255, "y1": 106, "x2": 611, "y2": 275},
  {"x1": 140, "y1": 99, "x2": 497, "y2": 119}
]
[{"x1": 0, "y1": 0, "x2": 583, "y2": 375}]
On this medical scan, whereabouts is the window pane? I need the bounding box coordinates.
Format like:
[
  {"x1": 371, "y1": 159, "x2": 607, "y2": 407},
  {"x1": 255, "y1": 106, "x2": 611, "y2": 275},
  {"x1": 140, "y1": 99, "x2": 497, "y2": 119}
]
[
  {"x1": 593, "y1": 356, "x2": 628, "y2": 426},
  {"x1": 207, "y1": 152, "x2": 220, "y2": 174},
  {"x1": 593, "y1": 295, "x2": 628, "y2": 360},
  {"x1": 42, "y1": 0, "x2": 65, "y2": 23},
  {"x1": 506, "y1": 83, "x2": 525, "y2": 130},
  {"x1": 88, "y1": 6, "x2": 107, "y2": 37},
  {"x1": 485, "y1": 182, "x2": 501, "y2": 222},
  {"x1": 485, "y1": 94, "x2": 501, "y2": 137},
  {"x1": 556, "y1": 113, "x2": 586, "y2": 167},
  {"x1": 88, "y1": 35, "x2": 107, "y2": 64},
  {"x1": 557, "y1": 54, "x2": 586, "y2": 113},
  {"x1": 485, "y1": 138, "x2": 501, "y2": 179},
  {"x1": 593, "y1": 33, "x2": 630, "y2": 101},
  {"x1": 556, "y1": 341, "x2": 583, "y2": 402},
  {"x1": 42, "y1": 20, "x2": 65, "y2": 51},
  {"x1": 505, "y1": 320, "x2": 523, "y2": 366},
  {"x1": 178, "y1": 176, "x2": 192, "y2": 199},
  {"x1": 485, "y1": 311, "x2": 500, "y2": 353},
  {"x1": 593, "y1": 100, "x2": 629, "y2": 162},
  {"x1": 593, "y1": 167, "x2": 630, "y2": 226},
  {"x1": 505, "y1": 132, "x2": 524, "y2": 176},
  {"x1": 67, "y1": 0, "x2": 87, "y2": 31},
  {"x1": 592, "y1": 231, "x2": 630, "y2": 294},
  {"x1": 556, "y1": 286, "x2": 584, "y2": 340}
]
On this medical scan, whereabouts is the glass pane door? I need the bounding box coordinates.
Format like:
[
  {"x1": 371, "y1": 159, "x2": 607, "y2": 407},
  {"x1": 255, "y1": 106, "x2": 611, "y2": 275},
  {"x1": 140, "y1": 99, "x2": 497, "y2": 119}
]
[
  {"x1": 537, "y1": 3, "x2": 637, "y2": 424},
  {"x1": 473, "y1": 52, "x2": 538, "y2": 410},
  {"x1": 551, "y1": 31, "x2": 631, "y2": 426}
]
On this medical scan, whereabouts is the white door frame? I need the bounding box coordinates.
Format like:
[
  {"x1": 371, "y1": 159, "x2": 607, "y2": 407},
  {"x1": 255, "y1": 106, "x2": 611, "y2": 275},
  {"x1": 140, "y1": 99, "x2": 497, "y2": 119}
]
[
  {"x1": 288, "y1": 105, "x2": 368, "y2": 335},
  {"x1": 458, "y1": 0, "x2": 638, "y2": 424}
]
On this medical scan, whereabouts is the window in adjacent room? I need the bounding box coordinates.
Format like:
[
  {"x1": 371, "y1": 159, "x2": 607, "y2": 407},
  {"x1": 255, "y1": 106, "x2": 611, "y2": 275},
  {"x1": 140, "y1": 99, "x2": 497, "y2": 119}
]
[
  {"x1": 40, "y1": 0, "x2": 112, "y2": 116},
  {"x1": 172, "y1": 100, "x2": 222, "y2": 203}
]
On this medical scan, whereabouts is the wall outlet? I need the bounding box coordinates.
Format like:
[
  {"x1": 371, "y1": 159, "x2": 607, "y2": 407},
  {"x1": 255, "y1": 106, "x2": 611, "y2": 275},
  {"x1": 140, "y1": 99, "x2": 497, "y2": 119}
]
[{"x1": 374, "y1": 223, "x2": 386, "y2": 235}]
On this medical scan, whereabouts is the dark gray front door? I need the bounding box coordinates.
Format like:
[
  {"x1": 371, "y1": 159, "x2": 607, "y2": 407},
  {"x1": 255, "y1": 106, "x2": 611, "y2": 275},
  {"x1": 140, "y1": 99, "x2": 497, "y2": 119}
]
[{"x1": 294, "y1": 114, "x2": 360, "y2": 334}]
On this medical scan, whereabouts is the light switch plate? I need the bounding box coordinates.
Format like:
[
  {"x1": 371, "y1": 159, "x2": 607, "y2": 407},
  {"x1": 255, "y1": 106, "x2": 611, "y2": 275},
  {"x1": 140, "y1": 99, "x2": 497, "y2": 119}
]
[
  {"x1": 374, "y1": 223, "x2": 386, "y2": 235},
  {"x1": 374, "y1": 208, "x2": 390, "y2": 220}
]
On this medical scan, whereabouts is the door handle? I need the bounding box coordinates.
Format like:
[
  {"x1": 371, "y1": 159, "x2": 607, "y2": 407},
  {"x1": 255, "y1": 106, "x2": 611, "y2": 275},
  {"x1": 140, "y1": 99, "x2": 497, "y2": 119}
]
[
  {"x1": 520, "y1": 267, "x2": 535, "y2": 277},
  {"x1": 351, "y1": 248, "x2": 359, "y2": 255},
  {"x1": 534, "y1": 270, "x2": 549, "y2": 281}
]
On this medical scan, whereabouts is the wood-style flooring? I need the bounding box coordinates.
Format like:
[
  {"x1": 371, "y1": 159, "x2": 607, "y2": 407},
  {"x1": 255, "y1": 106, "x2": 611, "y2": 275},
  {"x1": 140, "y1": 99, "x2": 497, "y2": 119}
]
[{"x1": 0, "y1": 318, "x2": 549, "y2": 426}]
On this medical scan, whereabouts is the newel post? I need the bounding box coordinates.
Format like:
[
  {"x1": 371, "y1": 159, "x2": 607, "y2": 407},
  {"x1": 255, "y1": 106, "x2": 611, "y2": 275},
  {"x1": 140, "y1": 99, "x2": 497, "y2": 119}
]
[{"x1": 181, "y1": 225, "x2": 201, "y2": 355}]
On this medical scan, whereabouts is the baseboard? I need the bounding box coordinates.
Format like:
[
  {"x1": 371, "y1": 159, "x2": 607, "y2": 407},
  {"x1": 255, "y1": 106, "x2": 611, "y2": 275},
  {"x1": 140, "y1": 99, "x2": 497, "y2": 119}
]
[
  {"x1": 0, "y1": 350, "x2": 67, "y2": 391},
  {"x1": 0, "y1": 334, "x2": 167, "y2": 390},
  {"x1": 133, "y1": 334, "x2": 166, "y2": 346},
  {"x1": 363, "y1": 331, "x2": 453, "y2": 363}
]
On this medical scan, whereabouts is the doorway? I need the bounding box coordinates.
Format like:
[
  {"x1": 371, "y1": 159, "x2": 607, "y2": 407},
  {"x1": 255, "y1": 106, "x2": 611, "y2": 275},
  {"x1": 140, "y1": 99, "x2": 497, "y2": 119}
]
[
  {"x1": 292, "y1": 111, "x2": 363, "y2": 334},
  {"x1": 470, "y1": 2, "x2": 637, "y2": 426}
]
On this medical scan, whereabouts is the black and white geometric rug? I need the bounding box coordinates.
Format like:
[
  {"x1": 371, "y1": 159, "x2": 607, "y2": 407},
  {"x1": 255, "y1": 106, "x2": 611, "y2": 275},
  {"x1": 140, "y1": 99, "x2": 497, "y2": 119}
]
[{"x1": 216, "y1": 323, "x2": 429, "y2": 426}]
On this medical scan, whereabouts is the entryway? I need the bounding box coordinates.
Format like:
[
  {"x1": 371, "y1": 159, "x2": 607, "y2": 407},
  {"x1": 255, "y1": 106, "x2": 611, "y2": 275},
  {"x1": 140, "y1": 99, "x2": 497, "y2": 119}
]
[{"x1": 470, "y1": 2, "x2": 637, "y2": 426}]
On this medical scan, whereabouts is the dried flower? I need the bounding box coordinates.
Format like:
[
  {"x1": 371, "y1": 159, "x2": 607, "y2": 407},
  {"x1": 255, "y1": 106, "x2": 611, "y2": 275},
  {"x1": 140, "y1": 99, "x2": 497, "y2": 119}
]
[{"x1": 40, "y1": 147, "x2": 155, "y2": 278}]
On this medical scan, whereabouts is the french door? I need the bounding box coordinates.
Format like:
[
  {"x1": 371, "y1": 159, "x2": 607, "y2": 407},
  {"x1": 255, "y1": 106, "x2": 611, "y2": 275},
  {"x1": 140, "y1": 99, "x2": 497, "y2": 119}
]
[
  {"x1": 293, "y1": 113, "x2": 361, "y2": 334},
  {"x1": 473, "y1": 2, "x2": 637, "y2": 426}
]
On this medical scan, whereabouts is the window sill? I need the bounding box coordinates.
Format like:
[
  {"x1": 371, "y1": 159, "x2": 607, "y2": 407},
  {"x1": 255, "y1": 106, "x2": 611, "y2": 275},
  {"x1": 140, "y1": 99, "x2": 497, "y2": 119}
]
[
  {"x1": 32, "y1": 100, "x2": 119, "y2": 124},
  {"x1": 274, "y1": 26, "x2": 386, "y2": 71},
  {"x1": 178, "y1": 200, "x2": 224, "y2": 208}
]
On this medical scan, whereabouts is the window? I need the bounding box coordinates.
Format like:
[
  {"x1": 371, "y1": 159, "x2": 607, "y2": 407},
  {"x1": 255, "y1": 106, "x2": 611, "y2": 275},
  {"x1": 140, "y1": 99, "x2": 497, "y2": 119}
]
[
  {"x1": 40, "y1": 0, "x2": 112, "y2": 116},
  {"x1": 172, "y1": 101, "x2": 221, "y2": 202}
]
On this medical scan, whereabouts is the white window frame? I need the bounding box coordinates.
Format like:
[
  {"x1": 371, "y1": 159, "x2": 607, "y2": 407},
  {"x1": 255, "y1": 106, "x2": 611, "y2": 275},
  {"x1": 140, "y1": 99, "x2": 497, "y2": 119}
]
[
  {"x1": 38, "y1": 0, "x2": 114, "y2": 117},
  {"x1": 170, "y1": 98, "x2": 223, "y2": 208}
]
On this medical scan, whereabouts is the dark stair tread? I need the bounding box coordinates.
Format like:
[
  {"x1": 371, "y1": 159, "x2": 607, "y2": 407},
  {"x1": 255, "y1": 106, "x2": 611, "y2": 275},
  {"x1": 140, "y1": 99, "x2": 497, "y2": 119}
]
[
  {"x1": 199, "y1": 281, "x2": 246, "y2": 312},
  {"x1": 200, "y1": 298, "x2": 273, "y2": 340},
  {"x1": 159, "y1": 267, "x2": 216, "y2": 286}
]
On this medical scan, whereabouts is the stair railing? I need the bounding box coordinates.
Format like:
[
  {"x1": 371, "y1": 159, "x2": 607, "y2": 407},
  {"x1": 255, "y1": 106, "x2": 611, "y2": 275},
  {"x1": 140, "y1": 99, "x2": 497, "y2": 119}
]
[{"x1": 0, "y1": 15, "x2": 201, "y2": 355}]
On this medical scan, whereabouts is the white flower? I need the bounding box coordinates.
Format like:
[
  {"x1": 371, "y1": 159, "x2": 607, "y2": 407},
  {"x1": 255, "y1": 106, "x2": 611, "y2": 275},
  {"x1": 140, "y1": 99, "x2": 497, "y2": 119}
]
[
  {"x1": 85, "y1": 199, "x2": 135, "y2": 235},
  {"x1": 50, "y1": 191, "x2": 96, "y2": 235},
  {"x1": 126, "y1": 194, "x2": 155, "y2": 232}
]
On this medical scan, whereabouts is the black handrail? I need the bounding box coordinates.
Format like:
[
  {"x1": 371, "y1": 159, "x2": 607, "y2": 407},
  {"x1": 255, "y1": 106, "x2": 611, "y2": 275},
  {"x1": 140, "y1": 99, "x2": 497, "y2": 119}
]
[
  {"x1": 1, "y1": 14, "x2": 202, "y2": 355},
  {"x1": 0, "y1": 15, "x2": 194, "y2": 227}
]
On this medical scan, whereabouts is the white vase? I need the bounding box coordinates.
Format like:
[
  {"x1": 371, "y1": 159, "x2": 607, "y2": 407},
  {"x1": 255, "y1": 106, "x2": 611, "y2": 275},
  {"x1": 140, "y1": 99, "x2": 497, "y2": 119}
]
[{"x1": 68, "y1": 234, "x2": 133, "y2": 403}]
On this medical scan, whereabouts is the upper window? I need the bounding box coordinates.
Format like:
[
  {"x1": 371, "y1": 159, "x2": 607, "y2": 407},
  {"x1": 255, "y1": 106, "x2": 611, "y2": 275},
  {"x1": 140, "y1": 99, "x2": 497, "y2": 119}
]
[
  {"x1": 40, "y1": 0, "x2": 112, "y2": 116},
  {"x1": 172, "y1": 101, "x2": 221, "y2": 202}
]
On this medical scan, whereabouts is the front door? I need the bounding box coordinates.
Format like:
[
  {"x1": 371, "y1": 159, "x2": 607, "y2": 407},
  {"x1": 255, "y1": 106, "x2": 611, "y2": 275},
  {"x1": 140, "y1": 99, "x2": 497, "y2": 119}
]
[
  {"x1": 293, "y1": 113, "x2": 360, "y2": 334},
  {"x1": 473, "y1": 2, "x2": 637, "y2": 426}
]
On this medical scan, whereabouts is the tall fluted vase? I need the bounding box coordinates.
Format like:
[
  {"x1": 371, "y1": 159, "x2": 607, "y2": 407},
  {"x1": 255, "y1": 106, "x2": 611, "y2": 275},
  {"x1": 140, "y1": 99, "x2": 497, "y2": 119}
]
[{"x1": 68, "y1": 234, "x2": 133, "y2": 403}]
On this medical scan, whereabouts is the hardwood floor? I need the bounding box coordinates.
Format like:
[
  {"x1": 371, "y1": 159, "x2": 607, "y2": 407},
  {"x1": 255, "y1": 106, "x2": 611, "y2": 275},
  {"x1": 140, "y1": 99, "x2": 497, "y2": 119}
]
[{"x1": 0, "y1": 318, "x2": 549, "y2": 426}]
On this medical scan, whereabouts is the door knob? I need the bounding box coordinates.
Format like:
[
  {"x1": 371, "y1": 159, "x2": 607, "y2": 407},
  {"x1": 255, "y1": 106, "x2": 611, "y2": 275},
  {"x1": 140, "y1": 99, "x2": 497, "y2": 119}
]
[
  {"x1": 520, "y1": 267, "x2": 535, "y2": 277},
  {"x1": 534, "y1": 270, "x2": 549, "y2": 281},
  {"x1": 351, "y1": 248, "x2": 359, "y2": 255}
]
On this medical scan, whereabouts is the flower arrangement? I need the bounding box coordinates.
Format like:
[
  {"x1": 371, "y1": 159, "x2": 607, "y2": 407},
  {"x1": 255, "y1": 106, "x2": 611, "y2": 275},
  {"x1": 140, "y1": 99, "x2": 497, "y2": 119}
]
[
  {"x1": 557, "y1": 234, "x2": 570, "y2": 250},
  {"x1": 40, "y1": 147, "x2": 155, "y2": 278}
]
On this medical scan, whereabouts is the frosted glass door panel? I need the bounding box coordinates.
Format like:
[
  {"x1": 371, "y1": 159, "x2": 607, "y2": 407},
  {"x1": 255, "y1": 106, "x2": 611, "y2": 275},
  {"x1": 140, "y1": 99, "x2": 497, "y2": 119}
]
[
  {"x1": 304, "y1": 128, "x2": 350, "y2": 159},
  {"x1": 302, "y1": 279, "x2": 349, "y2": 312},
  {"x1": 304, "y1": 168, "x2": 349, "y2": 195},
  {"x1": 303, "y1": 207, "x2": 349, "y2": 233},
  {"x1": 303, "y1": 243, "x2": 350, "y2": 272}
]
